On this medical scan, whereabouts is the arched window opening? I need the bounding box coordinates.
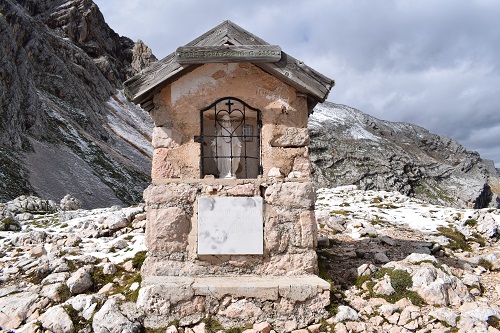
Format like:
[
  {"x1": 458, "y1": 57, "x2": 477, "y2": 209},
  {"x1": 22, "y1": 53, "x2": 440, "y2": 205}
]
[{"x1": 200, "y1": 97, "x2": 261, "y2": 179}]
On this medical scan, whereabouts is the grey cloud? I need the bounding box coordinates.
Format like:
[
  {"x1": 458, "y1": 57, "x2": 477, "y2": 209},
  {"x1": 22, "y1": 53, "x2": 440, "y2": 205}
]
[{"x1": 94, "y1": 0, "x2": 500, "y2": 166}]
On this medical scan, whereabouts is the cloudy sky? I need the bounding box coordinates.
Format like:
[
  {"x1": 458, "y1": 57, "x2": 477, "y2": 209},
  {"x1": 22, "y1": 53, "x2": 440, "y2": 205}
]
[{"x1": 94, "y1": 0, "x2": 500, "y2": 167}]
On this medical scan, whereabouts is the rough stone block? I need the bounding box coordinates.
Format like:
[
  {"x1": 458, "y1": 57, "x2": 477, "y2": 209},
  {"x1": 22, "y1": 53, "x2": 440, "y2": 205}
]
[
  {"x1": 253, "y1": 322, "x2": 272, "y2": 333},
  {"x1": 220, "y1": 299, "x2": 263, "y2": 320},
  {"x1": 141, "y1": 257, "x2": 207, "y2": 277},
  {"x1": 152, "y1": 148, "x2": 178, "y2": 179},
  {"x1": 227, "y1": 183, "x2": 257, "y2": 196},
  {"x1": 299, "y1": 211, "x2": 318, "y2": 249},
  {"x1": 264, "y1": 216, "x2": 288, "y2": 254},
  {"x1": 194, "y1": 276, "x2": 279, "y2": 300},
  {"x1": 270, "y1": 127, "x2": 310, "y2": 147},
  {"x1": 278, "y1": 284, "x2": 316, "y2": 302},
  {"x1": 256, "y1": 252, "x2": 318, "y2": 275},
  {"x1": 138, "y1": 276, "x2": 195, "y2": 312},
  {"x1": 146, "y1": 207, "x2": 190, "y2": 252},
  {"x1": 292, "y1": 156, "x2": 311, "y2": 177},
  {"x1": 152, "y1": 126, "x2": 181, "y2": 149},
  {"x1": 265, "y1": 182, "x2": 315, "y2": 209},
  {"x1": 143, "y1": 183, "x2": 197, "y2": 206}
]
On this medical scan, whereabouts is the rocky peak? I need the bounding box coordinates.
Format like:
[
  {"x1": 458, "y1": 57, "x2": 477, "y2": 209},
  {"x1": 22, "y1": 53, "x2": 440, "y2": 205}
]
[
  {"x1": 131, "y1": 39, "x2": 156, "y2": 74},
  {"x1": 309, "y1": 102, "x2": 500, "y2": 208},
  {"x1": 0, "y1": 0, "x2": 156, "y2": 207},
  {"x1": 28, "y1": 0, "x2": 156, "y2": 85}
]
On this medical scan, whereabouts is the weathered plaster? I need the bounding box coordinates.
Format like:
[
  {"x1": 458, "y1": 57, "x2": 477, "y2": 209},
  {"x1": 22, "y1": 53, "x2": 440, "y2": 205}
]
[{"x1": 150, "y1": 62, "x2": 308, "y2": 180}]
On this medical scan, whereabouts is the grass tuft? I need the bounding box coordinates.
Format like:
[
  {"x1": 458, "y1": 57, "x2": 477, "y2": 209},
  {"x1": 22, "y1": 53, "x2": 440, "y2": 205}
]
[
  {"x1": 437, "y1": 227, "x2": 471, "y2": 252},
  {"x1": 132, "y1": 250, "x2": 147, "y2": 270},
  {"x1": 464, "y1": 219, "x2": 477, "y2": 227},
  {"x1": 203, "y1": 318, "x2": 223, "y2": 333},
  {"x1": 478, "y1": 258, "x2": 493, "y2": 271},
  {"x1": 488, "y1": 316, "x2": 500, "y2": 329}
]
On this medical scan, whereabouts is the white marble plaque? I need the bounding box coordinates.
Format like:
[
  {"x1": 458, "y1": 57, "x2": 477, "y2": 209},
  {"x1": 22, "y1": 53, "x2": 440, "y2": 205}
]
[{"x1": 198, "y1": 196, "x2": 263, "y2": 255}]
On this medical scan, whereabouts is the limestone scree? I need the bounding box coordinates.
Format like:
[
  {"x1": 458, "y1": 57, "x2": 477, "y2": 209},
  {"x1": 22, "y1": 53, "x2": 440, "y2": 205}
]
[{"x1": 124, "y1": 20, "x2": 334, "y2": 331}]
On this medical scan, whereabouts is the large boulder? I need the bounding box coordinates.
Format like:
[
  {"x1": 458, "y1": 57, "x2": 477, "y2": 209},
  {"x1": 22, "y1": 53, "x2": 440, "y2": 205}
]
[
  {"x1": 92, "y1": 296, "x2": 142, "y2": 333},
  {"x1": 60, "y1": 194, "x2": 83, "y2": 211},
  {"x1": 67, "y1": 265, "x2": 94, "y2": 294},
  {"x1": 0, "y1": 292, "x2": 39, "y2": 330},
  {"x1": 410, "y1": 263, "x2": 471, "y2": 306},
  {"x1": 38, "y1": 305, "x2": 74, "y2": 333}
]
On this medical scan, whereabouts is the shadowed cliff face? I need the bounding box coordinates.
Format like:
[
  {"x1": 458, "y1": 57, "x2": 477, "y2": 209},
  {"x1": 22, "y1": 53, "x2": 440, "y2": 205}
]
[
  {"x1": 309, "y1": 102, "x2": 500, "y2": 209},
  {"x1": 0, "y1": 0, "x2": 156, "y2": 208}
]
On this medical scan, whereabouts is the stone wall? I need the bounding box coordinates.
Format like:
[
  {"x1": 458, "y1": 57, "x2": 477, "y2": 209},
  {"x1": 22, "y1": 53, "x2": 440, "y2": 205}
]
[{"x1": 141, "y1": 179, "x2": 318, "y2": 277}]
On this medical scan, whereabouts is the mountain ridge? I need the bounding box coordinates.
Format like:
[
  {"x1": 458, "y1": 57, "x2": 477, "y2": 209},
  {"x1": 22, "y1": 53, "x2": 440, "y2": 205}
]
[
  {"x1": 1, "y1": 0, "x2": 499, "y2": 210},
  {"x1": 310, "y1": 102, "x2": 500, "y2": 209},
  {"x1": 0, "y1": 0, "x2": 156, "y2": 208}
]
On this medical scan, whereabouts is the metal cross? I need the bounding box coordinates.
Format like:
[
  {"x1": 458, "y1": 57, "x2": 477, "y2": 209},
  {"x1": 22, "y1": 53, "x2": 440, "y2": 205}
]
[{"x1": 225, "y1": 100, "x2": 234, "y2": 111}]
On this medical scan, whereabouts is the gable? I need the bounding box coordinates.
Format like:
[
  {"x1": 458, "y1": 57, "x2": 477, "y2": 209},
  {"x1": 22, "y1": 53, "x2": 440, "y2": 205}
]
[{"x1": 123, "y1": 20, "x2": 334, "y2": 112}]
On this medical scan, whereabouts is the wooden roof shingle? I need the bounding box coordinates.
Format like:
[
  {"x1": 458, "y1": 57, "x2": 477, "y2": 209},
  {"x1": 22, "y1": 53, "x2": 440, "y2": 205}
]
[{"x1": 123, "y1": 20, "x2": 334, "y2": 111}]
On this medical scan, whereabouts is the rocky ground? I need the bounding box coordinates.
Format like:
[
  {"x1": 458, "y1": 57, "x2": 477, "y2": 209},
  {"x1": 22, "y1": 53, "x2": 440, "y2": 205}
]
[{"x1": 1, "y1": 187, "x2": 500, "y2": 332}]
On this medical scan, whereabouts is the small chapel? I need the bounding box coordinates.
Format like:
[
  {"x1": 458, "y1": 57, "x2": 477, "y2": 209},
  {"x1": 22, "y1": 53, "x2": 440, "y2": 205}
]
[{"x1": 124, "y1": 20, "x2": 334, "y2": 331}]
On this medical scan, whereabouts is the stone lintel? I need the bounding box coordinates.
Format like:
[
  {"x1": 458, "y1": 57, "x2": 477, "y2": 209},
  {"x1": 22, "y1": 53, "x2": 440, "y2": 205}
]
[
  {"x1": 141, "y1": 275, "x2": 330, "y2": 302},
  {"x1": 150, "y1": 178, "x2": 312, "y2": 186}
]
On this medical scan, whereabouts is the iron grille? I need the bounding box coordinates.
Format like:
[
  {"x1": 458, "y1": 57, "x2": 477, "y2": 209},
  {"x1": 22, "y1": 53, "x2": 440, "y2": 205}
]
[{"x1": 200, "y1": 97, "x2": 261, "y2": 179}]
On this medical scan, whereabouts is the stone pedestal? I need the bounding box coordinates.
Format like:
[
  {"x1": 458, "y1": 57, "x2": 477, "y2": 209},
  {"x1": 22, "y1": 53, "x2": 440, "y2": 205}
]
[
  {"x1": 138, "y1": 275, "x2": 330, "y2": 330},
  {"x1": 138, "y1": 179, "x2": 330, "y2": 330}
]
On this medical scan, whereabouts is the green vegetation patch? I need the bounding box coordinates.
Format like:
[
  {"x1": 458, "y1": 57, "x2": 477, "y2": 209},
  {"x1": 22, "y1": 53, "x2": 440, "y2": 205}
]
[
  {"x1": 167, "y1": 319, "x2": 180, "y2": 328},
  {"x1": 203, "y1": 318, "x2": 223, "y2": 333},
  {"x1": 478, "y1": 258, "x2": 493, "y2": 271},
  {"x1": 1, "y1": 217, "x2": 21, "y2": 231},
  {"x1": 132, "y1": 250, "x2": 147, "y2": 270},
  {"x1": 224, "y1": 325, "x2": 254, "y2": 333},
  {"x1": 372, "y1": 203, "x2": 399, "y2": 209},
  {"x1": 356, "y1": 267, "x2": 425, "y2": 306},
  {"x1": 471, "y1": 233, "x2": 486, "y2": 247},
  {"x1": 464, "y1": 219, "x2": 478, "y2": 227},
  {"x1": 414, "y1": 260, "x2": 444, "y2": 270},
  {"x1": 488, "y1": 316, "x2": 500, "y2": 329},
  {"x1": 63, "y1": 304, "x2": 90, "y2": 332},
  {"x1": 57, "y1": 284, "x2": 72, "y2": 303},
  {"x1": 437, "y1": 227, "x2": 471, "y2": 252},
  {"x1": 146, "y1": 328, "x2": 169, "y2": 333},
  {"x1": 91, "y1": 266, "x2": 115, "y2": 292},
  {"x1": 224, "y1": 328, "x2": 243, "y2": 333},
  {"x1": 122, "y1": 273, "x2": 142, "y2": 302},
  {"x1": 330, "y1": 210, "x2": 351, "y2": 216},
  {"x1": 413, "y1": 181, "x2": 454, "y2": 206}
]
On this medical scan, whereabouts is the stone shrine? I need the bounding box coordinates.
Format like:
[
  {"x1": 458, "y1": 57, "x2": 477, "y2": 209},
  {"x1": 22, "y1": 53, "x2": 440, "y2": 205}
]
[{"x1": 124, "y1": 20, "x2": 334, "y2": 330}]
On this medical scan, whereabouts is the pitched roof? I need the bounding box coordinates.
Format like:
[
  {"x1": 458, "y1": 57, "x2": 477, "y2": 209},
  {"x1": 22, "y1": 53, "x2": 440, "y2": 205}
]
[{"x1": 123, "y1": 20, "x2": 334, "y2": 111}]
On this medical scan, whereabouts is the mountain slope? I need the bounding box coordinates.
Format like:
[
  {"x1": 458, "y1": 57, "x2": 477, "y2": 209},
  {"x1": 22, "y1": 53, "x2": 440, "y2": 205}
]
[
  {"x1": 309, "y1": 102, "x2": 500, "y2": 208},
  {"x1": 0, "y1": 0, "x2": 156, "y2": 208}
]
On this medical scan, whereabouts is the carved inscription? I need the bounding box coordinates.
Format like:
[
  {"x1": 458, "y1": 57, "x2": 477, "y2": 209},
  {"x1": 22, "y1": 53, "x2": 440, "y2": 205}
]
[
  {"x1": 176, "y1": 45, "x2": 281, "y2": 64},
  {"x1": 198, "y1": 196, "x2": 263, "y2": 255}
]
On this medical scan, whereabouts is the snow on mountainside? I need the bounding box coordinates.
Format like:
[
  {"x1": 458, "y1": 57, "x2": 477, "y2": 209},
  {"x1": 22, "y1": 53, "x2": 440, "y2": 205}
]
[
  {"x1": 0, "y1": 0, "x2": 156, "y2": 208},
  {"x1": 309, "y1": 102, "x2": 500, "y2": 209}
]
